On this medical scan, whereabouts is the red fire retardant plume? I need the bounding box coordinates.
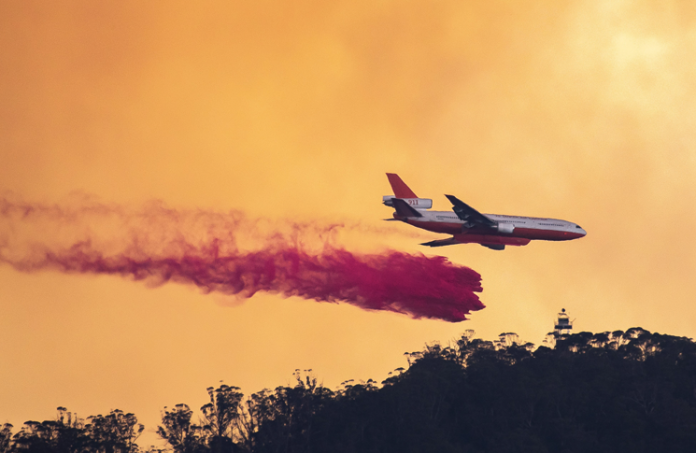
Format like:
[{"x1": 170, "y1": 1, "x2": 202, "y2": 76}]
[{"x1": 0, "y1": 199, "x2": 484, "y2": 322}]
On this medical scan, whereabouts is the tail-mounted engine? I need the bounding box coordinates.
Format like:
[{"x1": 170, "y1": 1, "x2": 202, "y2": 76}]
[{"x1": 382, "y1": 196, "x2": 433, "y2": 210}]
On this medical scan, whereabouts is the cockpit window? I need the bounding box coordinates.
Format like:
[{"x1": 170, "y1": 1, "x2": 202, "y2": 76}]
[{"x1": 576, "y1": 225, "x2": 583, "y2": 229}]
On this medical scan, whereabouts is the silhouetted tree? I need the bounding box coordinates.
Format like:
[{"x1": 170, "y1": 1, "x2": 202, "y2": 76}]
[
  {"x1": 157, "y1": 404, "x2": 205, "y2": 453},
  {"x1": 7, "y1": 407, "x2": 146, "y2": 453},
  {"x1": 244, "y1": 370, "x2": 333, "y2": 453},
  {"x1": 8, "y1": 327, "x2": 696, "y2": 452},
  {"x1": 304, "y1": 329, "x2": 696, "y2": 453},
  {"x1": 10, "y1": 407, "x2": 87, "y2": 453},
  {"x1": 0, "y1": 424, "x2": 13, "y2": 453},
  {"x1": 200, "y1": 385, "x2": 244, "y2": 453},
  {"x1": 85, "y1": 409, "x2": 143, "y2": 453}
]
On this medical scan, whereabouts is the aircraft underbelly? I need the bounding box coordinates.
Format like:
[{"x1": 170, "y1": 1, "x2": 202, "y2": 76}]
[
  {"x1": 453, "y1": 234, "x2": 531, "y2": 246},
  {"x1": 511, "y1": 227, "x2": 584, "y2": 241},
  {"x1": 407, "y1": 221, "x2": 584, "y2": 241}
]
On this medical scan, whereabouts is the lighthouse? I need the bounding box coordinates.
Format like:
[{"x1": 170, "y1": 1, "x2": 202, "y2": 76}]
[{"x1": 553, "y1": 308, "x2": 573, "y2": 338}]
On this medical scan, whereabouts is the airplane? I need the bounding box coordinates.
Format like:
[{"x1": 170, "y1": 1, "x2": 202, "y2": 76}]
[{"x1": 383, "y1": 173, "x2": 586, "y2": 250}]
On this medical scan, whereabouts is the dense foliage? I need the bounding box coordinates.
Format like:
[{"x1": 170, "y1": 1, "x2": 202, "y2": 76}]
[{"x1": 3, "y1": 328, "x2": 696, "y2": 452}]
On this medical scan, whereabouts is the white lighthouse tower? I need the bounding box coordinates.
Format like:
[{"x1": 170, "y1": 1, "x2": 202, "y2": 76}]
[{"x1": 553, "y1": 308, "x2": 573, "y2": 338}]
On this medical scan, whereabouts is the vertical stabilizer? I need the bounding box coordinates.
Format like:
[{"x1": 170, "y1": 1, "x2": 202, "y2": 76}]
[{"x1": 386, "y1": 173, "x2": 418, "y2": 198}]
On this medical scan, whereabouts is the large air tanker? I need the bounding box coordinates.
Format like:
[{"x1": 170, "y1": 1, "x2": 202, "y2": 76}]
[{"x1": 383, "y1": 173, "x2": 586, "y2": 250}]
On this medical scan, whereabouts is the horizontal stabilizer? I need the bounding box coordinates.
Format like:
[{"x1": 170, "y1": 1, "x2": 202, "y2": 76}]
[
  {"x1": 421, "y1": 237, "x2": 459, "y2": 247},
  {"x1": 392, "y1": 198, "x2": 423, "y2": 218}
]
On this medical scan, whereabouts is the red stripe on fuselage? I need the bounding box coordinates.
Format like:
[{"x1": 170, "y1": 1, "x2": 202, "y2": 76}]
[
  {"x1": 407, "y1": 219, "x2": 462, "y2": 234},
  {"x1": 511, "y1": 228, "x2": 584, "y2": 241}
]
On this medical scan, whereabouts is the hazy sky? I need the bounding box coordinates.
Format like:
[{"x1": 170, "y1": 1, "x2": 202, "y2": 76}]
[{"x1": 2, "y1": 0, "x2": 696, "y2": 446}]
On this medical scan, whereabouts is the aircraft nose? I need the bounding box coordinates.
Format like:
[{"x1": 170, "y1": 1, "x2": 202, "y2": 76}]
[{"x1": 572, "y1": 225, "x2": 587, "y2": 238}]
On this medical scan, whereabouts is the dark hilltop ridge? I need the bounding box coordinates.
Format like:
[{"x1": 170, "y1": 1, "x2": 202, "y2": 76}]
[{"x1": 3, "y1": 328, "x2": 696, "y2": 453}]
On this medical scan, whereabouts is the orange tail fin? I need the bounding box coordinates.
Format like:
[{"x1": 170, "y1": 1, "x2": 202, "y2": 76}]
[{"x1": 386, "y1": 173, "x2": 418, "y2": 198}]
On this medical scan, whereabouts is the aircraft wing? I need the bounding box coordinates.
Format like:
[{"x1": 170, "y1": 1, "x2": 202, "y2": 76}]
[
  {"x1": 421, "y1": 237, "x2": 459, "y2": 247},
  {"x1": 445, "y1": 195, "x2": 496, "y2": 227},
  {"x1": 422, "y1": 234, "x2": 531, "y2": 249}
]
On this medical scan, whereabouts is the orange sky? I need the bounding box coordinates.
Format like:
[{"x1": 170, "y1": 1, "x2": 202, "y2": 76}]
[{"x1": 2, "y1": 0, "x2": 696, "y2": 446}]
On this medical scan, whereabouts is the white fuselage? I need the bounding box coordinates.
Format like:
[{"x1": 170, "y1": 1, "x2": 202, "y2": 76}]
[{"x1": 400, "y1": 210, "x2": 587, "y2": 241}]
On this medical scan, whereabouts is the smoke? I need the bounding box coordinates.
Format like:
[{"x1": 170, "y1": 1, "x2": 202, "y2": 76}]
[{"x1": 0, "y1": 196, "x2": 483, "y2": 322}]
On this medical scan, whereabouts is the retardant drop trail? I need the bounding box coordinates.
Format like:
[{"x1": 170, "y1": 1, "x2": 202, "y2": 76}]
[{"x1": 0, "y1": 198, "x2": 484, "y2": 321}]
